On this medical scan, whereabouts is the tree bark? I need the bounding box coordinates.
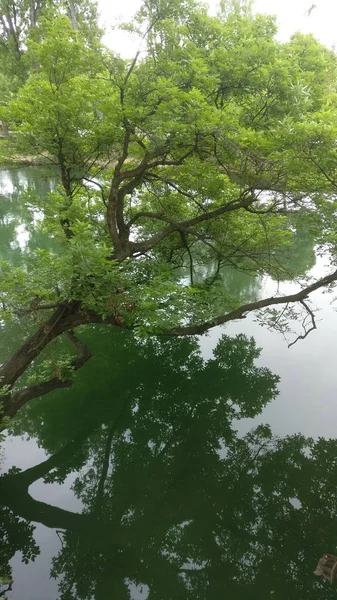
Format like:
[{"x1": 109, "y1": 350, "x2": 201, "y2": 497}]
[
  {"x1": 4, "y1": 9, "x2": 21, "y2": 56},
  {"x1": 0, "y1": 306, "x2": 128, "y2": 423}
]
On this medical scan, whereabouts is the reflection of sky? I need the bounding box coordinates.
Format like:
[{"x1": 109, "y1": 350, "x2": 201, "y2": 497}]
[
  {"x1": 0, "y1": 168, "x2": 49, "y2": 250},
  {"x1": 12, "y1": 209, "x2": 44, "y2": 250},
  {"x1": 0, "y1": 170, "x2": 32, "y2": 194},
  {"x1": 12, "y1": 224, "x2": 29, "y2": 249},
  {"x1": 0, "y1": 172, "x2": 15, "y2": 195}
]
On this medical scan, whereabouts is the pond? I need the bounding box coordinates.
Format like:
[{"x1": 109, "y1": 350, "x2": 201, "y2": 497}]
[{"x1": 1, "y1": 168, "x2": 337, "y2": 600}]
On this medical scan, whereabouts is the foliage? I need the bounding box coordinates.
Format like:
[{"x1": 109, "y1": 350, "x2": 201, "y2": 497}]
[
  {"x1": 2, "y1": 5, "x2": 335, "y2": 316},
  {"x1": 0, "y1": 0, "x2": 101, "y2": 85},
  {"x1": 0, "y1": 502, "x2": 40, "y2": 592},
  {"x1": 1, "y1": 329, "x2": 279, "y2": 591}
]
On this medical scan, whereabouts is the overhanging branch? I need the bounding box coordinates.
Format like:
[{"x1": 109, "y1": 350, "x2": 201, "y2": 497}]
[
  {"x1": 160, "y1": 268, "x2": 337, "y2": 336},
  {"x1": 1, "y1": 268, "x2": 337, "y2": 424}
]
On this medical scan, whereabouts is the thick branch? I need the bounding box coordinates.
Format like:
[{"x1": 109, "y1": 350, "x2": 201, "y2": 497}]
[
  {"x1": 3, "y1": 10, "x2": 21, "y2": 55},
  {"x1": 0, "y1": 485, "x2": 124, "y2": 548},
  {"x1": 107, "y1": 11, "x2": 169, "y2": 252},
  {"x1": 108, "y1": 147, "x2": 196, "y2": 256},
  {"x1": 2, "y1": 330, "x2": 92, "y2": 421},
  {"x1": 7, "y1": 421, "x2": 100, "y2": 489},
  {"x1": 0, "y1": 305, "x2": 129, "y2": 406},
  {"x1": 0, "y1": 302, "x2": 80, "y2": 388},
  {"x1": 179, "y1": 230, "x2": 194, "y2": 285},
  {"x1": 66, "y1": 0, "x2": 79, "y2": 30},
  {"x1": 2, "y1": 268, "x2": 337, "y2": 423},
  {"x1": 94, "y1": 425, "x2": 115, "y2": 514},
  {"x1": 13, "y1": 302, "x2": 62, "y2": 317}
]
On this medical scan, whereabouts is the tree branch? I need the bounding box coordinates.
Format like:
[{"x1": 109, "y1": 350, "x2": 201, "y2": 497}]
[
  {"x1": 2, "y1": 330, "x2": 92, "y2": 421},
  {"x1": 1, "y1": 268, "x2": 337, "y2": 424},
  {"x1": 144, "y1": 172, "x2": 208, "y2": 213},
  {"x1": 179, "y1": 231, "x2": 194, "y2": 285},
  {"x1": 82, "y1": 177, "x2": 107, "y2": 207},
  {"x1": 288, "y1": 299, "x2": 317, "y2": 348},
  {"x1": 160, "y1": 268, "x2": 337, "y2": 336},
  {"x1": 130, "y1": 191, "x2": 254, "y2": 253},
  {"x1": 13, "y1": 302, "x2": 63, "y2": 316}
]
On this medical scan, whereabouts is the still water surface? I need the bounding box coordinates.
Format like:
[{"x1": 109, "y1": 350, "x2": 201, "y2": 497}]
[{"x1": 1, "y1": 169, "x2": 337, "y2": 599}]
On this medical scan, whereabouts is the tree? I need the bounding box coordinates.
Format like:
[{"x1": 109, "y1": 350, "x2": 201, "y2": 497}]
[
  {"x1": 219, "y1": 0, "x2": 253, "y2": 19},
  {"x1": 10, "y1": 329, "x2": 280, "y2": 446},
  {"x1": 0, "y1": 0, "x2": 101, "y2": 111},
  {"x1": 1, "y1": 0, "x2": 337, "y2": 423},
  {"x1": 0, "y1": 0, "x2": 100, "y2": 60},
  {"x1": 0, "y1": 504, "x2": 39, "y2": 597}
]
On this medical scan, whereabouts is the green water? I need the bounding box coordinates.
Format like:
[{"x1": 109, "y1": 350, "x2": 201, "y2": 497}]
[{"x1": 1, "y1": 168, "x2": 337, "y2": 600}]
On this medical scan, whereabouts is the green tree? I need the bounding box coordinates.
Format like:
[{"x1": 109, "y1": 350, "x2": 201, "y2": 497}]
[
  {"x1": 1, "y1": 0, "x2": 337, "y2": 422},
  {"x1": 0, "y1": 0, "x2": 101, "y2": 143},
  {"x1": 0, "y1": 0, "x2": 100, "y2": 62},
  {"x1": 219, "y1": 0, "x2": 253, "y2": 19}
]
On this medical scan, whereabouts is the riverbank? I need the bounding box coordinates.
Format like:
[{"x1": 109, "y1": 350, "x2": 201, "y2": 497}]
[
  {"x1": 0, "y1": 139, "x2": 51, "y2": 167},
  {"x1": 0, "y1": 155, "x2": 51, "y2": 167}
]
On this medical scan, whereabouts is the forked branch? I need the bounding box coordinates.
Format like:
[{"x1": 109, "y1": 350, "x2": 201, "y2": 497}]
[{"x1": 288, "y1": 299, "x2": 317, "y2": 348}]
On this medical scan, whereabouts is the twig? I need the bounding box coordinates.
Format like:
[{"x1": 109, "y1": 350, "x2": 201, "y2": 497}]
[{"x1": 288, "y1": 299, "x2": 317, "y2": 348}]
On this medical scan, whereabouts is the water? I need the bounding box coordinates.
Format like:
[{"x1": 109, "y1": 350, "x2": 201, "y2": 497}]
[{"x1": 1, "y1": 168, "x2": 337, "y2": 599}]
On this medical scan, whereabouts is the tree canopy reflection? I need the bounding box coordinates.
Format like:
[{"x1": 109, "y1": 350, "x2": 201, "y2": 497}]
[{"x1": 0, "y1": 331, "x2": 336, "y2": 599}]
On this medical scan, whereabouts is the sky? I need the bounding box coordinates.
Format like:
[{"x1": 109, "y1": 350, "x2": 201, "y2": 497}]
[{"x1": 97, "y1": 0, "x2": 337, "y2": 56}]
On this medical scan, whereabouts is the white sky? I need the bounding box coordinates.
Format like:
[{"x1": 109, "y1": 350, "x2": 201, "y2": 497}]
[{"x1": 98, "y1": 0, "x2": 337, "y2": 56}]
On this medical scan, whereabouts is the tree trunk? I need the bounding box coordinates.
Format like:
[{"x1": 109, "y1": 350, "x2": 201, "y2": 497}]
[
  {"x1": 66, "y1": 0, "x2": 79, "y2": 30},
  {"x1": 4, "y1": 10, "x2": 21, "y2": 56}
]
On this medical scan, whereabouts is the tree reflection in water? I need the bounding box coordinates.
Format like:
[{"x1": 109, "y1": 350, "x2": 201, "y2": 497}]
[{"x1": 0, "y1": 332, "x2": 335, "y2": 599}]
